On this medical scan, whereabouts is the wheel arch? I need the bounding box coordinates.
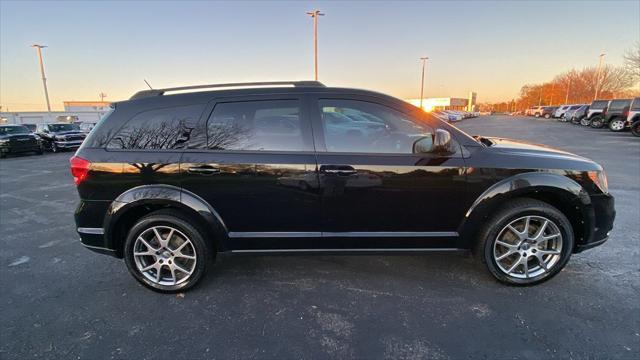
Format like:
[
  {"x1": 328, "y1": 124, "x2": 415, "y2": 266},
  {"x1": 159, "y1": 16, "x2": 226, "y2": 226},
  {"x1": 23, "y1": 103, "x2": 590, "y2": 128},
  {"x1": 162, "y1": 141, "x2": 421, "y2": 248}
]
[
  {"x1": 459, "y1": 172, "x2": 591, "y2": 252},
  {"x1": 104, "y1": 185, "x2": 228, "y2": 257}
]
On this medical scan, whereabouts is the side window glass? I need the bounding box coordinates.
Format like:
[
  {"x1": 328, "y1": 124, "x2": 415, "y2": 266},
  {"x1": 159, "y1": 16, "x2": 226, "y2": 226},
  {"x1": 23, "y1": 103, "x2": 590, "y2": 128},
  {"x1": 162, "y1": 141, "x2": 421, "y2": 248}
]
[
  {"x1": 206, "y1": 100, "x2": 311, "y2": 151},
  {"x1": 318, "y1": 99, "x2": 434, "y2": 154},
  {"x1": 107, "y1": 105, "x2": 204, "y2": 150}
]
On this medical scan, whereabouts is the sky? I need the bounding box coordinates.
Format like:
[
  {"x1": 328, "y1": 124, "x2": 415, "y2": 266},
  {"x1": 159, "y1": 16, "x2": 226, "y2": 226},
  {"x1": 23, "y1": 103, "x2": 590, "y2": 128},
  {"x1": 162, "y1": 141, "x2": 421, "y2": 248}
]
[{"x1": 1, "y1": 0, "x2": 638, "y2": 111}]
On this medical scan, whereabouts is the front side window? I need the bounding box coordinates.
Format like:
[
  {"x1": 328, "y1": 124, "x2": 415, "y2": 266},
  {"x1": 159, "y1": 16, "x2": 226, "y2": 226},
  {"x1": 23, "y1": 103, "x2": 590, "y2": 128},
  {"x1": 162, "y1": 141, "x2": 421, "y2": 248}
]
[
  {"x1": 107, "y1": 105, "x2": 204, "y2": 150},
  {"x1": 318, "y1": 99, "x2": 433, "y2": 154},
  {"x1": 206, "y1": 100, "x2": 311, "y2": 151}
]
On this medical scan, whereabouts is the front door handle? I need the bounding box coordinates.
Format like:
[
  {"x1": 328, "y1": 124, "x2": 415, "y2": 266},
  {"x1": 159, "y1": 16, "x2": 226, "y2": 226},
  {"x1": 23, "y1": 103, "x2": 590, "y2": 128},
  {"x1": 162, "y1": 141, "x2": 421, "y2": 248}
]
[
  {"x1": 188, "y1": 166, "x2": 221, "y2": 175},
  {"x1": 320, "y1": 165, "x2": 357, "y2": 176}
]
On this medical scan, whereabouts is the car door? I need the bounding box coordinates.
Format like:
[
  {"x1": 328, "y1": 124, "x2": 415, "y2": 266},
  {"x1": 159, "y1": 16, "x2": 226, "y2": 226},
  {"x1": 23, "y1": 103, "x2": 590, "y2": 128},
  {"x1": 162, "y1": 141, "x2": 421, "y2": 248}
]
[
  {"x1": 180, "y1": 94, "x2": 321, "y2": 251},
  {"x1": 309, "y1": 94, "x2": 468, "y2": 249}
]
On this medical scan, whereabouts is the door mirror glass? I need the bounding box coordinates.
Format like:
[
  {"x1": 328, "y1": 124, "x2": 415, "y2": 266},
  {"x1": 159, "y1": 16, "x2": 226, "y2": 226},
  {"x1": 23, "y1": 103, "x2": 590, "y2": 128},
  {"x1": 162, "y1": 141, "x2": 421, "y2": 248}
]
[{"x1": 413, "y1": 129, "x2": 455, "y2": 154}]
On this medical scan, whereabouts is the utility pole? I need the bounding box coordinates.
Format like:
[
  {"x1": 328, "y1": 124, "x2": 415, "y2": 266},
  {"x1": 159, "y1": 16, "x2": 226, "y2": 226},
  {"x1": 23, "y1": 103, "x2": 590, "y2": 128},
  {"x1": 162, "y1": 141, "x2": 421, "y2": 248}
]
[
  {"x1": 31, "y1": 44, "x2": 51, "y2": 112},
  {"x1": 538, "y1": 86, "x2": 543, "y2": 106},
  {"x1": 594, "y1": 53, "x2": 606, "y2": 100},
  {"x1": 306, "y1": 9, "x2": 324, "y2": 81},
  {"x1": 419, "y1": 57, "x2": 429, "y2": 110},
  {"x1": 99, "y1": 92, "x2": 107, "y2": 102},
  {"x1": 565, "y1": 77, "x2": 571, "y2": 104},
  {"x1": 549, "y1": 83, "x2": 555, "y2": 106}
]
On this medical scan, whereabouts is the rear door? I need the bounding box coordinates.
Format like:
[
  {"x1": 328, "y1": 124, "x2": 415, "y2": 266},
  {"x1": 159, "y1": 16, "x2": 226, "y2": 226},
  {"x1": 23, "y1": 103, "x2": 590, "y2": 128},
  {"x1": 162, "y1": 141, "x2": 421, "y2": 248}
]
[
  {"x1": 309, "y1": 94, "x2": 468, "y2": 250},
  {"x1": 180, "y1": 94, "x2": 321, "y2": 251}
]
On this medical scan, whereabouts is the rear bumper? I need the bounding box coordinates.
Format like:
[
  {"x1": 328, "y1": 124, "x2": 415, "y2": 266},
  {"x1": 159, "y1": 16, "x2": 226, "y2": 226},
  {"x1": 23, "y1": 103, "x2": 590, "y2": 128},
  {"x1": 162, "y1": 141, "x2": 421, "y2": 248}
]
[
  {"x1": 75, "y1": 200, "x2": 119, "y2": 257},
  {"x1": 575, "y1": 193, "x2": 615, "y2": 253}
]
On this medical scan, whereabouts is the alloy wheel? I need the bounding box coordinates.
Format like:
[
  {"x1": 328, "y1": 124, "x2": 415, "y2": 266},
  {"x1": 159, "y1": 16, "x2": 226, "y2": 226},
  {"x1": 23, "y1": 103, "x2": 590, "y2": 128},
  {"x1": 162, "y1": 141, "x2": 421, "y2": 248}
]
[
  {"x1": 609, "y1": 120, "x2": 625, "y2": 131},
  {"x1": 133, "y1": 225, "x2": 197, "y2": 286},
  {"x1": 493, "y1": 216, "x2": 563, "y2": 279}
]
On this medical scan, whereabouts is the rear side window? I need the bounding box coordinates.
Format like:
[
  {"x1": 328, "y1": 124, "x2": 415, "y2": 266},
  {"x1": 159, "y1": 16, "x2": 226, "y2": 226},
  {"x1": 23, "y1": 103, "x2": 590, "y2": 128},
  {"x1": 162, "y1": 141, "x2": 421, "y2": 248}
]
[
  {"x1": 609, "y1": 100, "x2": 630, "y2": 110},
  {"x1": 107, "y1": 105, "x2": 204, "y2": 150},
  {"x1": 205, "y1": 99, "x2": 312, "y2": 151},
  {"x1": 631, "y1": 98, "x2": 640, "y2": 110},
  {"x1": 591, "y1": 100, "x2": 609, "y2": 109}
]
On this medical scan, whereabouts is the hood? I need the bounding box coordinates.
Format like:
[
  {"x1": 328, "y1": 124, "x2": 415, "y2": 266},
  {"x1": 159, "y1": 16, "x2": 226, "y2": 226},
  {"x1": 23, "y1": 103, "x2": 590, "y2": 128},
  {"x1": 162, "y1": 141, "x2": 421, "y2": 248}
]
[{"x1": 482, "y1": 136, "x2": 597, "y2": 165}]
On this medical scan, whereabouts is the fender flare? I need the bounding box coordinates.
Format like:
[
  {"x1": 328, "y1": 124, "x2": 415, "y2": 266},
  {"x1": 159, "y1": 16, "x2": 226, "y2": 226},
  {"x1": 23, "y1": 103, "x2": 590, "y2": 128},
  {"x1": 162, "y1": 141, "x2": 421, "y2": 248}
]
[
  {"x1": 458, "y1": 172, "x2": 591, "y2": 246},
  {"x1": 103, "y1": 184, "x2": 228, "y2": 254}
]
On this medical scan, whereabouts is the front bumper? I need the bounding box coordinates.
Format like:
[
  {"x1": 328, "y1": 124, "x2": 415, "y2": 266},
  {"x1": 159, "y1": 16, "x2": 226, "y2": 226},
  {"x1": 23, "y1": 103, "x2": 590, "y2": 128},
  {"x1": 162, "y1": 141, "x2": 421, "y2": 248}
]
[
  {"x1": 54, "y1": 140, "x2": 84, "y2": 149},
  {"x1": 575, "y1": 193, "x2": 615, "y2": 253}
]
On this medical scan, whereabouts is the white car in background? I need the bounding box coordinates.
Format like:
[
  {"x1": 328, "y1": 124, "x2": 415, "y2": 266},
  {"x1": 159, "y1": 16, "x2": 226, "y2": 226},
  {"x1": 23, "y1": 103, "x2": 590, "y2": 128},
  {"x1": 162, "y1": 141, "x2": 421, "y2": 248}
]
[{"x1": 554, "y1": 105, "x2": 571, "y2": 118}]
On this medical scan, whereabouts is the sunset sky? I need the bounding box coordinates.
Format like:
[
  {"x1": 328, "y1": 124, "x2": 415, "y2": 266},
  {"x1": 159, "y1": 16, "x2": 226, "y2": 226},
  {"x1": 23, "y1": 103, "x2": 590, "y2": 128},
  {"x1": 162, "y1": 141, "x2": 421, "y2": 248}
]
[{"x1": 1, "y1": 0, "x2": 638, "y2": 111}]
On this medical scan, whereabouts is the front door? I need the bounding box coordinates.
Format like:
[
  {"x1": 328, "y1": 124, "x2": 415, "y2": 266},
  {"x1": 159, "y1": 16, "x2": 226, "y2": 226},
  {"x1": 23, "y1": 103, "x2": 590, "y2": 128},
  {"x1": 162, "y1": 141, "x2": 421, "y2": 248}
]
[
  {"x1": 180, "y1": 95, "x2": 321, "y2": 251},
  {"x1": 310, "y1": 95, "x2": 468, "y2": 249}
]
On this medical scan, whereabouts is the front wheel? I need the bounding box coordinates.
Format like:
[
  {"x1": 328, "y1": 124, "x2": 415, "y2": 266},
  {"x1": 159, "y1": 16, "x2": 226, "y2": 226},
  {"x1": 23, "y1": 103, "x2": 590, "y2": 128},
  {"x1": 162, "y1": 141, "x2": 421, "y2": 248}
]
[
  {"x1": 580, "y1": 118, "x2": 591, "y2": 126},
  {"x1": 124, "y1": 210, "x2": 212, "y2": 293},
  {"x1": 544, "y1": 114, "x2": 551, "y2": 119},
  {"x1": 475, "y1": 198, "x2": 574, "y2": 285},
  {"x1": 608, "y1": 118, "x2": 626, "y2": 132},
  {"x1": 590, "y1": 116, "x2": 605, "y2": 128}
]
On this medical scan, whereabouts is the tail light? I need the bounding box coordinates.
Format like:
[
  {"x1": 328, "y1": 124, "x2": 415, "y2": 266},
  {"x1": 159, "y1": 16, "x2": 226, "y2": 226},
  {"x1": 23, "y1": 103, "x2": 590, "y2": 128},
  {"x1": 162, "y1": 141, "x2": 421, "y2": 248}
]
[
  {"x1": 622, "y1": 109, "x2": 629, "y2": 117},
  {"x1": 70, "y1": 156, "x2": 91, "y2": 185}
]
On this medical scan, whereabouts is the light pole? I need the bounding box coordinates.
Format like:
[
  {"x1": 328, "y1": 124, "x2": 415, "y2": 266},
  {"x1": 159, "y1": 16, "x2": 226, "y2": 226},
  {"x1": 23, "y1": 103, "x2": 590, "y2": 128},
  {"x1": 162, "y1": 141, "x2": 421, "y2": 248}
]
[
  {"x1": 306, "y1": 9, "x2": 324, "y2": 81},
  {"x1": 99, "y1": 92, "x2": 107, "y2": 102},
  {"x1": 419, "y1": 57, "x2": 428, "y2": 110},
  {"x1": 594, "y1": 53, "x2": 606, "y2": 100},
  {"x1": 31, "y1": 44, "x2": 51, "y2": 112},
  {"x1": 565, "y1": 77, "x2": 571, "y2": 105}
]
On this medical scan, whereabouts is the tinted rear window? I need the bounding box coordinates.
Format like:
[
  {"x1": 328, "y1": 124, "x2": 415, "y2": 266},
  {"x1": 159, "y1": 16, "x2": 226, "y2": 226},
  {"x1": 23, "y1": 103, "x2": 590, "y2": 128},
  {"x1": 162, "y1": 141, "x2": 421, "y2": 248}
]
[
  {"x1": 609, "y1": 100, "x2": 630, "y2": 110},
  {"x1": 107, "y1": 105, "x2": 204, "y2": 150},
  {"x1": 590, "y1": 100, "x2": 609, "y2": 109}
]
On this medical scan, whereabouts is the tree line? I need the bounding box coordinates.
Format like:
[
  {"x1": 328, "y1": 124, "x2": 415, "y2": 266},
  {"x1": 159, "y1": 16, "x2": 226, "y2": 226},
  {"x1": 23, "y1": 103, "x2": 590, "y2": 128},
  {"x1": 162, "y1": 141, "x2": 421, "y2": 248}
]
[{"x1": 480, "y1": 43, "x2": 640, "y2": 112}]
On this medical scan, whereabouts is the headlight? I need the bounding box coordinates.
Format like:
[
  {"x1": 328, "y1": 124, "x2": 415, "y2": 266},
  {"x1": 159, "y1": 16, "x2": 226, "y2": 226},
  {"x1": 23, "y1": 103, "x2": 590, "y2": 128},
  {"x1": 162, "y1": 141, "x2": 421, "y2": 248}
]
[
  {"x1": 588, "y1": 170, "x2": 608, "y2": 193},
  {"x1": 0, "y1": 139, "x2": 8, "y2": 144}
]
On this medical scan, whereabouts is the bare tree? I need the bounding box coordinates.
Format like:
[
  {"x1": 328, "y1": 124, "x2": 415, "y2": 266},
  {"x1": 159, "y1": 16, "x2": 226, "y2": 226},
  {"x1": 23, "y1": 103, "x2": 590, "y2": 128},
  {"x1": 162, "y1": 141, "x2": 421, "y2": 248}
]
[{"x1": 624, "y1": 42, "x2": 640, "y2": 81}]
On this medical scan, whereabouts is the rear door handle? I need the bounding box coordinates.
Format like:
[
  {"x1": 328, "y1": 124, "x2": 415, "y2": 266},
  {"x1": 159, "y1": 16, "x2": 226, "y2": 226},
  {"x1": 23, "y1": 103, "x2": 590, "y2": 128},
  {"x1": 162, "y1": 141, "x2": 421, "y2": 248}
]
[
  {"x1": 320, "y1": 165, "x2": 357, "y2": 176},
  {"x1": 188, "y1": 166, "x2": 221, "y2": 175}
]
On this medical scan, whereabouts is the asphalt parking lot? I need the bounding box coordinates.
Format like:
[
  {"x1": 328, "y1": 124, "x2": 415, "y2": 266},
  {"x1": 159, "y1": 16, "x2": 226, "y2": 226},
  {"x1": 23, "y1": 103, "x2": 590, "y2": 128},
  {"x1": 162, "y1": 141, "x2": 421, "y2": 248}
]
[{"x1": 1, "y1": 115, "x2": 638, "y2": 359}]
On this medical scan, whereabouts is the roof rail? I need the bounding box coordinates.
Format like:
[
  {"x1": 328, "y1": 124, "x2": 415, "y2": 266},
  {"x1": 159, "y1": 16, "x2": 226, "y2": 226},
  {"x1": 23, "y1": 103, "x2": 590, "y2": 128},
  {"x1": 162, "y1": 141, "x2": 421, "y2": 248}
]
[{"x1": 130, "y1": 81, "x2": 325, "y2": 100}]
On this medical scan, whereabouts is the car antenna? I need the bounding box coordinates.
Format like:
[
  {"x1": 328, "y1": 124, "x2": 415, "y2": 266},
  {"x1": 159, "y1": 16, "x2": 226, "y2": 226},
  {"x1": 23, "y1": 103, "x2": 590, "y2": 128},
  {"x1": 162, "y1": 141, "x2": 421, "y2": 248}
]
[{"x1": 143, "y1": 79, "x2": 153, "y2": 89}]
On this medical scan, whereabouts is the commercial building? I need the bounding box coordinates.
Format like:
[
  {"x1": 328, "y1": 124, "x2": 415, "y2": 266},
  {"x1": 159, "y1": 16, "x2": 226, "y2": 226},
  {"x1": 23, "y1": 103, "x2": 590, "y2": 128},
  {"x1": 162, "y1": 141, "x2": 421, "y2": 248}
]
[
  {"x1": 0, "y1": 101, "x2": 110, "y2": 125},
  {"x1": 406, "y1": 92, "x2": 478, "y2": 112}
]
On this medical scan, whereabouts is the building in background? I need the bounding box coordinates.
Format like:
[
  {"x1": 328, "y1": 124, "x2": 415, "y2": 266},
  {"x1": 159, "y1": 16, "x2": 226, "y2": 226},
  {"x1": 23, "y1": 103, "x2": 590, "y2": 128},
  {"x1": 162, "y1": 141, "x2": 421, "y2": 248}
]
[
  {"x1": 405, "y1": 93, "x2": 478, "y2": 112},
  {"x1": 0, "y1": 101, "x2": 111, "y2": 125}
]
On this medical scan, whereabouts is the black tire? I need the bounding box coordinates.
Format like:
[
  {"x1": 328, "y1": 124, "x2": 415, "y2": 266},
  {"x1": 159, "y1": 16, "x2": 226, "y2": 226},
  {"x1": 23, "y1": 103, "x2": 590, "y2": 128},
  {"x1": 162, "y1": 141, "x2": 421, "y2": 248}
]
[
  {"x1": 580, "y1": 117, "x2": 591, "y2": 126},
  {"x1": 474, "y1": 198, "x2": 574, "y2": 286},
  {"x1": 534, "y1": 114, "x2": 540, "y2": 118},
  {"x1": 590, "y1": 116, "x2": 605, "y2": 128},
  {"x1": 36, "y1": 145, "x2": 44, "y2": 155},
  {"x1": 544, "y1": 114, "x2": 551, "y2": 119},
  {"x1": 631, "y1": 120, "x2": 640, "y2": 137},
  {"x1": 0, "y1": 151, "x2": 6, "y2": 159},
  {"x1": 123, "y1": 209, "x2": 213, "y2": 293},
  {"x1": 608, "y1": 118, "x2": 626, "y2": 132}
]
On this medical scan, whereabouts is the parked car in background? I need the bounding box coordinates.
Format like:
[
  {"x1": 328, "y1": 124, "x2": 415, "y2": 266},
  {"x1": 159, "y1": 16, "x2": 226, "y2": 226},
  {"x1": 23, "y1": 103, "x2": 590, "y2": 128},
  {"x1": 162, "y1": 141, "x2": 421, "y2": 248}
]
[
  {"x1": 0, "y1": 124, "x2": 43, "y2": 158},
  {"x1": 540, "y1": 106, "x2": 558, "y2": 119},
  {"x1": 582, "y1": 100, "x2": 610, "y2": 126},
  {"x1": 78, "y1": 122, "x2": 97, "y2": 134},
  {"x1": 554, "y1": 105, "x2": 571, "y2": 118},
  {"x1": 70, "y1": 80, "x2": 615, "y2": 292},
  {"x1": 530, "y1": 106, "x2": 543, "y2": 117},
  {"x1": 35, "y1": 123, "x2": 87, "y2": 152},
  {"x1": 625, "y1": 97, "x2": 640, "y2": 135},
  {"x1": 22, "y1": 123, "x2": 37, "y2": 132},
  {"x1": 631, "y1": 119, "x2": 640, "y2": 137},
  {"x1": 571, "y1": 105, "x2": 589, "y2": 125},
  {"x1": 590, "y1": 99, "x2": 631, "y2": 131},
  {"x1": 560, "y1": 105, "x2": 585, "y2": 122}
]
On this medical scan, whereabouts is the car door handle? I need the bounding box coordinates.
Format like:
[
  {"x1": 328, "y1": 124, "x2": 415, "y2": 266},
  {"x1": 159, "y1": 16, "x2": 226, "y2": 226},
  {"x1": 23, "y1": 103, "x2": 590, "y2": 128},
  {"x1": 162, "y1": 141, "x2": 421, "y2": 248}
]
[
  {"x1": 187, "y1": 166, "x2": 221, "y2": 175},
  {"x1": 320, "y1": 166, "x2": 357, "y2": 176}
]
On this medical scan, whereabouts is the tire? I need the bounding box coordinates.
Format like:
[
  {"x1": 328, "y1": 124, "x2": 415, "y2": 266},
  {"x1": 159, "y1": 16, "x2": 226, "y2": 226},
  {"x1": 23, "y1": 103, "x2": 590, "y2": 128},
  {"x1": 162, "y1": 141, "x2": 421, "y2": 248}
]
[
  {"x1": 51, "y1": 142, "x2": 59, "y2": 153},
  {"x1": 631, "y1": 120, "x2": 640, "y2": 137},
  {"x1": 36, "y1": 145, "x2": 44, "y2": 155},
  {"x1": 534, "y1": 114, "x2": 540, "y2": 118},
  {"x1": 123, "y1": 209, "x2": 213, "y2": 293},
  {"x1": 608, "y1": 118, "x2": 626, "y2": 132},
  {"x1": 580, "y1": 117, "x2": 591, "y2": 126},
  {"x1": 0, "y1": 151, "x2": 6, "y2": 159},
  {"x1": 474, "y1": 198, "x2": 574, "y2": 286},
  {"x1": 590, "y1": 116, "x2": 604, "y2": 128},
  {"x1": 544, "y1": 114, "x2": 551, "y2": 119}
]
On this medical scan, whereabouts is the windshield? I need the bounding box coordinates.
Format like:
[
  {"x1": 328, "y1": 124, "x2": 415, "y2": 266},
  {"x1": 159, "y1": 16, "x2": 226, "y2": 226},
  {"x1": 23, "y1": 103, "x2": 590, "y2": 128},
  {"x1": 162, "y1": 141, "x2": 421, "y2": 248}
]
[
  {"x1": 0, "y1": 126, "x2": 30, "y2": 135},
  {"x1": 48, "y1": 123, "x2": 80, "y2": 132}
]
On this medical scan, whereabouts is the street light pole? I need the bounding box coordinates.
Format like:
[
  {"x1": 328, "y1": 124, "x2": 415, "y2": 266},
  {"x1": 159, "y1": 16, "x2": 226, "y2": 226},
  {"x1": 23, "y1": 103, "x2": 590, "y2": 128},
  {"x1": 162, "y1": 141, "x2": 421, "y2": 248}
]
[
  {"x1": 594, "y1": 53, "x2": 606, "y2": 100},
  {"x1": 31, "y1": 44, "x2": 51, "y2": 112},
  {"x1": 419, "y1": 57, "x2": 428, "y2": 110},
  {"x1": 306, "y1": 9, "x2": 324, "y2": 81}
]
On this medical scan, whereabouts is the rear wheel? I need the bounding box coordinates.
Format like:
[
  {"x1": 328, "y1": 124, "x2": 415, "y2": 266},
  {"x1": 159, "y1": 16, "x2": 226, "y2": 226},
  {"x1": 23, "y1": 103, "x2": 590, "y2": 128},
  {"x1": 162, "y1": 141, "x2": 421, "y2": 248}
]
[
  {"x1": 631, "y1": 120, "x2": 640, "y2": 137},
  {"x1": 475, "y1": 198, "x2": 574, "y2": 285},
  {"x1": 608, "y1": 118, "x2": 625, "y2": 132},
  {"x1": 590, "y1": 116, "x2": 605, "y2": 128},
  {"x1": 580, "y1": 117, "x2": 591, "y2": 126},
  {"x1": 124, "y1": 210, "x2": 212, "y2": 293},
  {"x1": 544, "y1": 113, "x2": 551, "y2": 119}
]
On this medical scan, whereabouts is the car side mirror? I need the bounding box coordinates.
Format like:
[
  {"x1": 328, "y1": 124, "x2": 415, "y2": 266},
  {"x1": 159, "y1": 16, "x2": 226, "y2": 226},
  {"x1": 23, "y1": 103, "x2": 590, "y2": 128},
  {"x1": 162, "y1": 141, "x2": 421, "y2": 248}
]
[
  {"x1": 432, "y1": 129, "x2": 455, "y2": 154},
  {"x1": 412, "y1": 136, "x2": 434, "y2": 153}
]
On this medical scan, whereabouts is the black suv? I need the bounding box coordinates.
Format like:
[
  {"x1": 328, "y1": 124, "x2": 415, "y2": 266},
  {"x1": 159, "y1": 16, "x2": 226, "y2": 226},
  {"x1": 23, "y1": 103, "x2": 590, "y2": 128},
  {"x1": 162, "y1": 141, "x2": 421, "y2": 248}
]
[
  {"x1": 36, "y1": 123, "x2": 87, "y2": 152},
  {"x1": 589, "y1": 99, "x2": 631, "y2": 131},
  {"x1": 0, "y1": 124, "x2": 43, "y2": 158},
  {"x1": 71, "y1": 81, "x2": 615, "y2": 292},
  {"x1": 581, "y1": 100, "x2": 610, "y2": 126}
]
